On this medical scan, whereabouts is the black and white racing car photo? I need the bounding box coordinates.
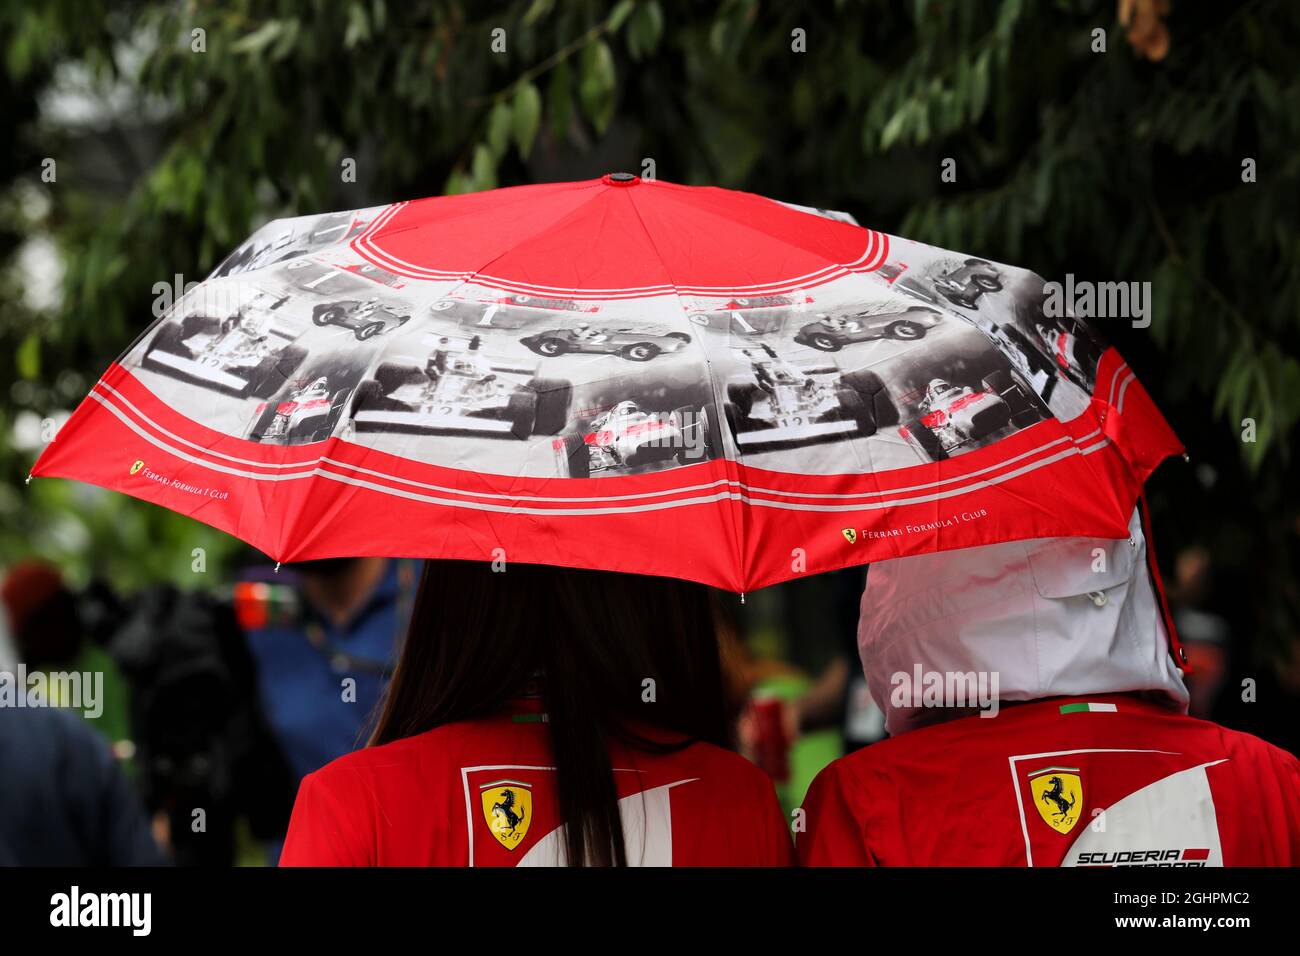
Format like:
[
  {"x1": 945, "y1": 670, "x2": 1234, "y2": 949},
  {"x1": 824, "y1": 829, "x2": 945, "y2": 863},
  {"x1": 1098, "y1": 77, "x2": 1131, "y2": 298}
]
[
  {"x1": 429, "y1": 295, "x2": 598, "y2": 332},
  {"x1": 349, "y1": 335, "x2": 571, "y2": 440},
  {"x1": 213, "y1": 211, "x2": 369, "y2": 278},
  {"x1": 280, "y1": 259, "x2": 407, "y2": 296},
  {"x1": 141, "y1": 299, "x2": 307, "y2": 399},
  {"x1": 311, "y1": 298, "x2": 411, "y2": 340},
  {"x1": 246, "y1": 376, "x2": 351, "y2": 445},
  {"x1": 794, "y1": 305, "x2": 944, "y2": 350},
  {"x1": 686, "y1": 294, "x2": 811, "y2": 337},
  {"x1": 520, "y1": 324, "x2": 692, "y2": 361},
  {"x1": 724, "y1": 344, "x2": 897, "y2": 451},
  {"x1": 933, "y1": 258, "x2": 1003, "y2": 309},
  {"x1": 553, "y1": 400, "x2": 715, "y2": 478},
  {"x1": 1034, "y1": 316, "x2": 1104, "y2": 392},
  {"x1": 898, "y1": 371, "x2": 1043, "y2": 461},
  {"x1": 894, "y1": 258, "x2": 1003, "y2": 311}
]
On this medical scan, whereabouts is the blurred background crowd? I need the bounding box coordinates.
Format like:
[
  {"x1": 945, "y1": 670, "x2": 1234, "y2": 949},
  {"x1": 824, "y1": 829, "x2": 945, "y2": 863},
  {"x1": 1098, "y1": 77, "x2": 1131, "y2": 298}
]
[{"x1": 1, "y1": 0, "x2": 1297, "y2": 865}]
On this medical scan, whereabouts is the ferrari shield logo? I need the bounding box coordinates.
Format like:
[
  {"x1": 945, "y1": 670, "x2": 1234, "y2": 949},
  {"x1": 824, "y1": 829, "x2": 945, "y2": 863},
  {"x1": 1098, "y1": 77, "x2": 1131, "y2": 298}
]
[
  {"x1": 130, "y1": 459, "x2": 145, "y2": 475},
  {"x1": 841, "y1": 527, "x2": 858, "y2": 544},
  {"x1": 480, "y1": 780, "x2": 532, "y2": 849},
  {"x1": 1029, "y1": 766, "x2": 1083, "y2": 834}
]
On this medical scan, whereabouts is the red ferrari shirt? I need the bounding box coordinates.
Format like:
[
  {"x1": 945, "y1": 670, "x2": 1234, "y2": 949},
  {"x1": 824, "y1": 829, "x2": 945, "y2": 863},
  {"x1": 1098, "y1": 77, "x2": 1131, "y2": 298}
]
[
  {"x1": 280, "y1": 702, "x2": 792, "y2": 867},
  {"x1": 798, "y1": 694, "x2": 1300, "y2": 867}
]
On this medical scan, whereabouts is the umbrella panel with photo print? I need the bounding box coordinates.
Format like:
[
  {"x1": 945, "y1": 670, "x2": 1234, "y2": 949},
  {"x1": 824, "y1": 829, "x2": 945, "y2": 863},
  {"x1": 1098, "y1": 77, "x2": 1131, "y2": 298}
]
[{"x1": 31, "y1": 175, "x2": 1181, "y2": 592}]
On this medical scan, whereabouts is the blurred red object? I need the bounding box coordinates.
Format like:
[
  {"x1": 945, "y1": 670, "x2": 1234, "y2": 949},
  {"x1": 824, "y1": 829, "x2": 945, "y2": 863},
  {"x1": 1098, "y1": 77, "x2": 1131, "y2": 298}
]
[
  {"x1": 0, "y1": 559, "x2": 65, "y2": 635},
  {"x1": 232, "y1": 581, "x2": 299, "y2": 632},
  {"x1": 751, "y1": 695, "x2": 790, "y2": 782}
]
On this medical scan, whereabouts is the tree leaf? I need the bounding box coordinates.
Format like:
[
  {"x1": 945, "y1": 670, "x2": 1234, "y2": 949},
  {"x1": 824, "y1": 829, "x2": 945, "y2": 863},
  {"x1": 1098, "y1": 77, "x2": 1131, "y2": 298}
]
[
  {"x1": 578, "y1": 40, "x2": 616, "y2": 135},
  {"x1": 16, "y1": 333, "x2": 40, "y2": 380},
  {"x1": 486, "y1": 101, "x2": 513, "y2": 158},
  {"x1": 231, "y1": 20, "x2": 285, "y2": 55},
  {"x1": 607, "y1": 0, "x2": 635, "y2": 33},
  {"x1": 627, "y1": 1, "x2": 664, "y2": 60},
  {"x1": 512, "y1": 82, "x2": 542, "y2": 158}
]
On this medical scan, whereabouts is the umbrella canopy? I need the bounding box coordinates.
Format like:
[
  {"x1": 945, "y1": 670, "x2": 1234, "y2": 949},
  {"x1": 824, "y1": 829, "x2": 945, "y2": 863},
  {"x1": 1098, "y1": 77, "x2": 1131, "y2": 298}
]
[{"x1": 32, "y1": 175, "x2": 1181, "y2": 592}]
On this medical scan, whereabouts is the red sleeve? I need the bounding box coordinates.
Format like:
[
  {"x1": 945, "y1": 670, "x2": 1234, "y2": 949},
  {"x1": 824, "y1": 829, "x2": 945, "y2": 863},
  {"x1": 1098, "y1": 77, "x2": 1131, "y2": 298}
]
[
  {"x1": 796, "y1": 762, "x2": 877, "y2": 867},
  {"x1": 279, "y1": 767, "x2": 374, "y2": 867},
  {"x1": 1271, "y1": 747, "x2": 1300, "y2": 865}
]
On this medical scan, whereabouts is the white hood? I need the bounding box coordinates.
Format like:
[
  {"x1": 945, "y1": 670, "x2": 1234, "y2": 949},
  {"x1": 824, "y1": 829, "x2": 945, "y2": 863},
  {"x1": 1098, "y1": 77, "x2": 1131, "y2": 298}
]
[{"x1": 858, "y1": 509, "x2": 1188, "y2": 736}]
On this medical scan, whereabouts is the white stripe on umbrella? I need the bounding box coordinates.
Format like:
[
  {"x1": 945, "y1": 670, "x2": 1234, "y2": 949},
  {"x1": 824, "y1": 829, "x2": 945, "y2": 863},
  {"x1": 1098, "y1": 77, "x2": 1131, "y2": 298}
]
[
  {"x1": 352, "y1": 199, "x2": 889, "y2": 297},
  {"x1": 87, "y1": 385, "x2": 1113, "y2": 516},
  {"x1": 92, "y1": 377, "x2": 1111, "y2": 509}
]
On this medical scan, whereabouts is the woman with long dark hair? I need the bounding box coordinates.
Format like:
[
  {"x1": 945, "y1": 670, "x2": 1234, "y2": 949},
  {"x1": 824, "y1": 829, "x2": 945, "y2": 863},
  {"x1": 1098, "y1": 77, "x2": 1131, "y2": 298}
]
[{"x1": 279, "y1": 560, "x2": 792, "y2": 866}]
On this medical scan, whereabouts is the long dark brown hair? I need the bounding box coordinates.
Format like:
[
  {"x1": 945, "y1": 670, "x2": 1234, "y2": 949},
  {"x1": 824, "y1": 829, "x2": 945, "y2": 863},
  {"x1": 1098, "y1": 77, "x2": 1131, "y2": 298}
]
[{"x1": 369, "y1": 560, "x2": 735, "y2": 866}]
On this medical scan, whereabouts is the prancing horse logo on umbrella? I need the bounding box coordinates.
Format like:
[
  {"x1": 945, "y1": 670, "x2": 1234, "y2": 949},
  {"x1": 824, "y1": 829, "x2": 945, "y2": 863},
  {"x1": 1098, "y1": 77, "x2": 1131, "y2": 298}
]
[
  {"x1": 481, "y1": 780, "x2": 532, "y2": 849},
  {"x1": 1028, "y1": 766, "x2": 1083, "y2": 834}
]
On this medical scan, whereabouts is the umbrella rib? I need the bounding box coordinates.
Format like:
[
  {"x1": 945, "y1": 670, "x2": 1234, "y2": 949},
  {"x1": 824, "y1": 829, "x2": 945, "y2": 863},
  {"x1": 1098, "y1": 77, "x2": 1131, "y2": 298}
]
[
  {"x1": 648, "y1": 186, "x2": 883, "y2": 287},
  {"x1": 278, "y1": 184, "x2": 615, "y2": 563},
  {"x1": 621, "y1": 186, "x2": 750, "y2": 592}
]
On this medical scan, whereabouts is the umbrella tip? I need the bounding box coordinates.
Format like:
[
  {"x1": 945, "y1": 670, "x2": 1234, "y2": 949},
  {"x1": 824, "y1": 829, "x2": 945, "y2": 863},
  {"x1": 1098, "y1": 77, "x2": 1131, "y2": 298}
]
[
  {"x1": 740, "y1": 591, "x2": 746, "y2": 605},
  {"x1": 274, "y1": 562, "x2": 282, "y2": 573},
  {"x1": 24, "y1": 474, "x2": 32, "y2": 486},
  {"x1": 1182, "y1": 452, "x2": 1191, "y2": 463}
]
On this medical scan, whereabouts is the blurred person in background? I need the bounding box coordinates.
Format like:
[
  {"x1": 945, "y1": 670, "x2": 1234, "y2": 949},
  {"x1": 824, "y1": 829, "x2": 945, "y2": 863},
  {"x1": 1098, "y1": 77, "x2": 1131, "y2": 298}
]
[
  {"x1": 0, "y1": 704, "x2": 165, "y2": 866},
  {"x1": 239, "y1": 557, "x2": 418, "y2": 859},
  {"x1": 0, "y1": 599, "x2": 16, "y2": 673},
  {"x1": 0, "y1": 587, "x2": 162, "y2": 866},
  {"x1": 280, "y1": 561, "x2": 791, "y2": 866},
  {"x1": 240, "y1": 557, "x2": 417, "y2": 781},
  {"x1": 107, "y1": 580, "x2": 295, "y2": 866},
  {"x1": 1, "y1": 560, "x2": 133, "y2": 752},
  {"x1": 799, "y1": 511, "x2": 1300, "y2": 866}
]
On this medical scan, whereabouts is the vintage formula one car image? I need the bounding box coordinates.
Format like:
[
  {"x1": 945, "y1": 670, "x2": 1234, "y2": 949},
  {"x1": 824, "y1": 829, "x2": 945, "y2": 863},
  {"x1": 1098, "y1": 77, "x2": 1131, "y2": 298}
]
[
  {"x1": 245, "y1": 377, "x2": 347, "y2": 445},
  {"x1": 723, "y1": 343, "x2": 897, "y2": 452},
  {"x1": 895, "y1": 258, "x2": 1003, "y2": 311},
  {"x1": 428, "y1": 294, "x2": 599, "y2": 333},
  {"x1": 520, "y1": 323, "x2": 692, "y2": 362},
  {"x1": 985, "y1": 273, "x2": 1107, "y2": 410},
  {"x1": 245, "y1": 355, "x2": 370, "y2": 445},
  {"x1": 279, "y1": 258, "x2": 408, "y2": 297},
  {"x1": 1033, "y1": 313, "x2": 1104, "y2": 393},
  {"x1": 974, "y1": 316, "x2": 1061, "y2": 404},
  {"x1": 875, "y1": 260, "x2": 910, "y2": 285},
  {"x1": 686, "y1": 294, "x2": 811, "y2": 338},
  {"x1": 793, "y1": 305, "x2": 944, "y2": 350},
  {"x1": 898, "y1": 371, "x2": 1044, "y2": 461},
  {"x1": 553, "y1": 400, "x2": 717, "y2": 478},
  {"x1": 140, "y1": 294, "x2": 307, "y2": 399},
  {"x1": 212, "y1": 209, "x2": 372, "y2": 279},
  {"x1": 933, "y1": 258, "x2": 1003, "y2": 309},
  {"x1": 349, "y1": 334, "x2": 571, "y2": 440},
  {"x1": 311, "y1": 297, "x2": 411, "y2": 340}
]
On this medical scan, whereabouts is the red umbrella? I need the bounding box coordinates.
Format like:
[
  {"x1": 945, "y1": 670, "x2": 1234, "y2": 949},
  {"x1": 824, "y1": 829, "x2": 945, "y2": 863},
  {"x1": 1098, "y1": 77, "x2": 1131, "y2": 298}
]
[{"x1": 31, "y1": 175, "x2": 1181, "y2": 592}]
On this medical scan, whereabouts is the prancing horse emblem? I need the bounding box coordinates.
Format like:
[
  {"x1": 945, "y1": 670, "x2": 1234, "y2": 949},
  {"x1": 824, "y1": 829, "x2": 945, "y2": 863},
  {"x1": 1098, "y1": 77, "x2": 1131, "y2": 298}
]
[
  {"x1": 1029, "y1": 767, "x2": 1083, "y2": 835},
  {"x1": 481, "y1": 780, "x2": 533, "y2": 849}
]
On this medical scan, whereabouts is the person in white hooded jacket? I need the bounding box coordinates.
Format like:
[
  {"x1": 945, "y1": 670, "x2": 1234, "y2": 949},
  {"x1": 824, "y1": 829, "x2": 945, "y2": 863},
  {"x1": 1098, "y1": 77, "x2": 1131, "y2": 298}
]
[{"x1": 797, "y1": 510, "x2": 1300, "y2": 867}]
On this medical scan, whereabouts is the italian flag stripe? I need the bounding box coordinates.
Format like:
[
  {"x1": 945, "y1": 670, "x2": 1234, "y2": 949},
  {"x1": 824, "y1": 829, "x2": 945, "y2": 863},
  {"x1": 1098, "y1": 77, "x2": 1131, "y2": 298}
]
[{"x1": 1060, "y1": 702, "x2": 1119, "y2": 714}]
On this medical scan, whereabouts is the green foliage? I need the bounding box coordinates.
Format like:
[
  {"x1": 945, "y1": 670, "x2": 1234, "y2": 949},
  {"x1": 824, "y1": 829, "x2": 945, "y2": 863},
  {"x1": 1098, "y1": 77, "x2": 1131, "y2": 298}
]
[{"x1": 0, "y1": 1, "x2": 1296, "y2": 631}]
